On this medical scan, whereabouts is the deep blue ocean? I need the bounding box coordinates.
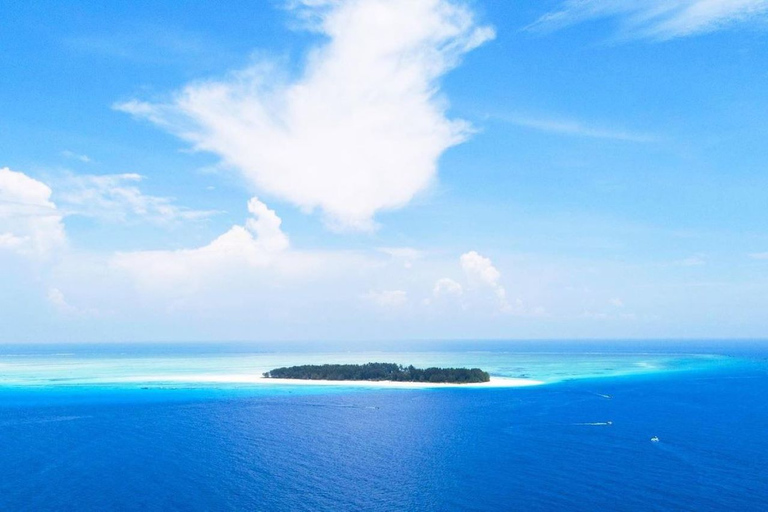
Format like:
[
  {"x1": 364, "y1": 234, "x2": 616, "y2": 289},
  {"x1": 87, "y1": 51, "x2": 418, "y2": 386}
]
[{"x1": 1, "y1": 343, "x2": 767, "y2": 511}]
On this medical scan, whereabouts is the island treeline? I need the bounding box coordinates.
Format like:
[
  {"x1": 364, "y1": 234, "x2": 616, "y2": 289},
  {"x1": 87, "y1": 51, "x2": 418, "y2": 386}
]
[{"x1": 263, "y1": 363, "x2": 490, "y2": 383}]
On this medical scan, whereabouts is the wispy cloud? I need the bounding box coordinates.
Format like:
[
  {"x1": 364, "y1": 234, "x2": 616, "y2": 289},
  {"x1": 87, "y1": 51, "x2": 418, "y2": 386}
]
[
  {"x1": 674, "y1": 254, "x2": 707, "y2": 266},
  {"x1": 362, "y1": 289, "x2": 409, "y2": 308},
  {"x1": 529, "y1": 0, "x2": 768, "y2": 40},
  {"x1": 57, "y1": 173, "x2": 217, "y2": 224},
  {"x1": 433, "y1": 277, "x2": 464, "y2": 298},
  {"x1": 64, "y1": 25, "x2": 235, "y2": 69},
  {"x1": 61, "y1": 150, "x2": 91, "y2": 163},
  {"x1": 500, "y1": 114, "x2": 656, "y2": 142},
  {"x1": 749, "y1": 252, "x2": 768, "y2": 260},
  {"x1": 378, "y1": 247, "x2": 425, "y2": 268}
]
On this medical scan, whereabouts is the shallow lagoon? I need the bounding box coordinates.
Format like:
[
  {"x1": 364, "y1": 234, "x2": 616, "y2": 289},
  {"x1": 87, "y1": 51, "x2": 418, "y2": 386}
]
[{"x1": 0, "y1": 344, "x2": 739, "y2": 389}]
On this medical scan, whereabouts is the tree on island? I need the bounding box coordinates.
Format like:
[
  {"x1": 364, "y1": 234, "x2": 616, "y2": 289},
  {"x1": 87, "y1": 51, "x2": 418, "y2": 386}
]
[{"x1": 263, "y1": 363, "x2": 490, "y2": 383}]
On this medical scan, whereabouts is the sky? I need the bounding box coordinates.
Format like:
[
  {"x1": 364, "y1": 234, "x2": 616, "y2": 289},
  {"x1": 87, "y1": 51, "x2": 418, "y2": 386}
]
[{"x1": 1, "y1": 0, "x2": 768, "y2": 343}]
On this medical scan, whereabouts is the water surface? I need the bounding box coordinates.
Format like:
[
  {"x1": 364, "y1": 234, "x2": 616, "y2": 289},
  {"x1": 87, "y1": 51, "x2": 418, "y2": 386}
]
[{"x1": 1, "y1": 343, "x2": 766, "y2": 511}]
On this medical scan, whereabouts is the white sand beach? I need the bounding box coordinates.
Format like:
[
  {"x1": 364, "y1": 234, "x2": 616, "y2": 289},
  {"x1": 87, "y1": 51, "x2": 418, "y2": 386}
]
[{"x1": 115, "y1": 374, "x2": 544, "y2": 388}]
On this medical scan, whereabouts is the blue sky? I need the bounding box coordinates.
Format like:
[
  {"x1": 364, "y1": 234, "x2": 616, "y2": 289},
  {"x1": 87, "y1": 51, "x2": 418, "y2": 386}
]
[{"x1": 2, "y1": 0, "x2": 768, "y2": 343}]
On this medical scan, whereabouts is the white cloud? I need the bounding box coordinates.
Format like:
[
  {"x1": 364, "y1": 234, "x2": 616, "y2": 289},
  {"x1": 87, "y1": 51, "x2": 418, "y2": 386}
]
[
  {"x1": 379, "y1": 247, "x2": 424, "y2": 260},
  {"x1": 675, "y1": 255, "x2": 706, "y2": 266},
  {"x1": 460, "y1": 250, "x2": 510, "y2": 311},
  {"x1": 112, "y1": 197, "x2": 289, "y2": 290},
  {"x1": 530, "y1": 0, "x2": 768, "y2": 40},
  {"x1": 433, "y1": 277, "x2": 463, "y2": 298},
  {"x1": 0, "y1": 233, "x2": 25, "y2": 250},
  {"x1": 0, "y1": 167, "x2": 66, "y2": 257},
  {"x1": 501, "y1": 114, "x2": 656, "y2": 143},
  {"x1": 749, "y1": 252, "x2": 768, "y2": 260},
  {"x1": 363, "y1": 289, "x2": 408, "y2": 308},
  {"x1": 47, "y1": 287, "x2": 77, "y2": 314},
  {"x1": 461, "y1": 250, "x2": 501, "y2": 288},
  {"x1": 58, "y1": 173, "x2": 216, "y2": 224},
  {"x1": 379, "y1": 247, "x2": 424, "y2": 268},
  {"x1": 61, "y1": 150, "x2": 92, "y2": 163},
  {"x1": 116, "y1": 0, "x2": 494, "y2": 231}
]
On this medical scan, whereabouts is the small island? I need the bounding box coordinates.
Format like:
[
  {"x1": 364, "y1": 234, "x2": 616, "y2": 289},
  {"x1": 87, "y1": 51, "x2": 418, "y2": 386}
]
[{"x1": 263, "y1": 362, "x2": 490, "y2": 384}]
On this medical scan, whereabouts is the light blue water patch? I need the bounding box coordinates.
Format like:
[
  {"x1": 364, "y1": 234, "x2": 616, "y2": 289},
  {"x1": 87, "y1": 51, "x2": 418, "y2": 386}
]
[{"x1": 0, "y1": 348, "x2": 737, "y2": 390}]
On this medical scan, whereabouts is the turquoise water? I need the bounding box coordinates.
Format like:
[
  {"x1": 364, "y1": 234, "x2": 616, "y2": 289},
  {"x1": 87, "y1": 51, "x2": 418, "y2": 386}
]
[
  {"x1": 0, "y1": 345, "x2": 734, "y2": 387},
  {"x1": 1, "y1": 343, "x2": 766, "y2": 510}
]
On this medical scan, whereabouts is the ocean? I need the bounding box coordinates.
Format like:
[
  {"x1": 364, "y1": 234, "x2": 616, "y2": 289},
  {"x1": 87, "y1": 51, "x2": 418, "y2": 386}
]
[{"x1": 1, "y1": 342, "x2": 766, "y2": 511}]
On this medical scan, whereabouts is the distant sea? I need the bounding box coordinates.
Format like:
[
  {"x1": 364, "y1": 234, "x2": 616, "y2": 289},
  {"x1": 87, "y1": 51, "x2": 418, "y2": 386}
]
[{"x1": 1, "y1": 341, "x2": 767, "y2": 511}]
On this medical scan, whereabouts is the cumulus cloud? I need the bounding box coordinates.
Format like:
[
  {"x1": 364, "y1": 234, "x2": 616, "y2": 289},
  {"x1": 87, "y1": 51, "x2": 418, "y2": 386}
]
[
  {"x1": 58, "y1": 173, "x2": 217, "y2": 224},
  {"x1": 426, "y1": 252, "x2": 520, "y2": 313},
  {"x1": 460, "y1": 250, "x2": 510, "y2": 311},
  {"x1": 47, "y1": 287, "x2": 77, "y2": 314},
  {"x1": 113, "y1": 197, "x2": 289, "y2": 289},
  {"x1": 0, "y1": 167, "x2": 66, "y2": 257},
  {"x1": 116, "y1": 0, "x2": 494, "y2": 230},
  {"x1": 530, "y1": 0, "x2": 768, "y2": 40}
]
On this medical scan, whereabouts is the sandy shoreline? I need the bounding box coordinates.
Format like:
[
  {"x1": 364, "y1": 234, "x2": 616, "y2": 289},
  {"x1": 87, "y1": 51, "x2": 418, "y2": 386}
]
[{"x1": 114, "y1": 374, "x2": 544, "y2": 388}]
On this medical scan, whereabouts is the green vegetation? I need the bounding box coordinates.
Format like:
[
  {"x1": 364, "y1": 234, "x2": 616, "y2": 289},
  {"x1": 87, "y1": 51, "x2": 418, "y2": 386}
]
[{"x1": 263, "y1": 362, "x2": 490, "y2": 383}]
